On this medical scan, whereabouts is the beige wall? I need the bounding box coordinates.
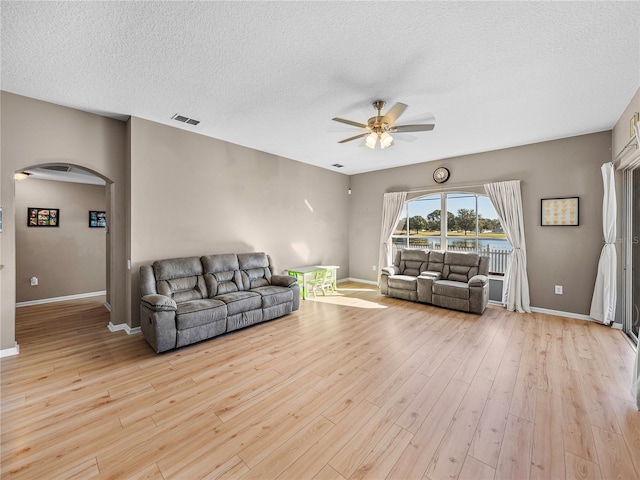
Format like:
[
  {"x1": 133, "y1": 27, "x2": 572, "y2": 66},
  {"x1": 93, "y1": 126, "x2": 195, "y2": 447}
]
[
  {"x1": 0, "y1": 92, "x2": 127, "y2": 351},
  {"x1": 14, "y1": 179, "x2": 106, "y2": 302},
  {"x1": 128, "y1": 117, "x2": 350, "y2": 327},
  {"x1": 349, "y1": 131, "x2": 611, "y2": 315}
]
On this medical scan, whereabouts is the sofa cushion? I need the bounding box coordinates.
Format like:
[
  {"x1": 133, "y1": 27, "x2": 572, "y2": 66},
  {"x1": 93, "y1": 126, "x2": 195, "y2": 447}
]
[
  {"x1": 158, "y1": 276, "x2": 207, "y2": 303},
  {"x1": 444, "y1": 264, "x2": 477, "y2": 283},
  {"x1": 175, "y1": 299, "x2": 227, "y2": 330},
  {"x1": 397, "y1": 249, "x2": 429, "y2": 276},
  {"x1": 444, "y1": 251, "x2": 481, "y2": 267},
  {"x1": 154, "y1": 256, "x2": 203, "y2": 281},
  {"x1": 443, "y1": 252, "x2": 482, "y2": 282},
  {"x1": 201, "y1": 254, "x2": 244, "y2": 297},
  {"x1": 427, "y1": 250, "x2": 445, "y2": 273},
  {"x1": 401, "y1": 260, "x2": 427, "y2": 277},
  {"x1": 238, "y1": 252, "x2": 273, "y2": 289},
  {"x1": 388, "y1": 275, "x2": 418, "y2": 291},
  {"x1": 251, "y1": 285, "x2": 293, "y2": 308},
  {"x1": 432, "y1": 280, "x2": 469, "y2": 300},
  {"x1": 154, "y1": 256, "x2": 207, "y2": 302},
  {"x1": 215, "y1": 291, "x2": 262, "y2": 315}
]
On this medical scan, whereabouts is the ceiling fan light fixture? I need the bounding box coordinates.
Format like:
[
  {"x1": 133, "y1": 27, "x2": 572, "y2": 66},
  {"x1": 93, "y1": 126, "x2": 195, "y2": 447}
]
[
  {"x1": 365, "y1": 132, "x2": 378, "y2": 149},
  {"x1": 333, "y1": 100, "x2": 435, "y2": 149},
  {"x1": 14, "y1": 172, "x2": 30, "y2": 180},
  {"x1": 380, "y1": 131, "x2": 393, "y2": 149}
]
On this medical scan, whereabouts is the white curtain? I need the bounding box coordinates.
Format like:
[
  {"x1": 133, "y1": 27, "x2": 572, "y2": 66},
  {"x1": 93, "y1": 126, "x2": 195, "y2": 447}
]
[
  {"x1": 377, "y1": 192, "x2": 407, "y2": 284},
  {"x1": 485, "y1": 180, "x2": 531, "y2": 313},
  {"x1": 590, "y1": 162, "x2": 616, "y2": 325}
]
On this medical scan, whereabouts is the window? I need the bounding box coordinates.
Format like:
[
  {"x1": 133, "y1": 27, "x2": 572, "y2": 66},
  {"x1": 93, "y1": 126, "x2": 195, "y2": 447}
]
[{"x1": 392, "y1": 192, "x2": 512, "y2": 275}]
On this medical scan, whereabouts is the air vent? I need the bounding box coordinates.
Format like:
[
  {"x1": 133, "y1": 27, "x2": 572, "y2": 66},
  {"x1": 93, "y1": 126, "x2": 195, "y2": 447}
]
[
  {"x1": 42, "y1": 165, "x2": 72, "y2": 172},
  {"x1": 172, "y1": 114, "x2": 200, "y2": 126},
  {"x1": 332, "y1": 163, "x2": 344, "y2": 168}
]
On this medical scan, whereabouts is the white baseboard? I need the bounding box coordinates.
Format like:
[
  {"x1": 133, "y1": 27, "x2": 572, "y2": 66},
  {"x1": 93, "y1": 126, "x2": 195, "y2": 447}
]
[
  {"x1": 0, "y1": 342, "x2": 20, "y2": 358},
  {"x1": 530, "y1": 306, "x2": 595, "y2": 322},
  {"x1": 16, "y1": 291, "x2": 107, "y2": 308},
  {"x1": 341, "y1": 277, "x2": 378, "y2": 286},
  {"x1": 104, "y1": 301, "x2": 112, "y2": 312},
  {"x1": 108, "y1": 322, "x2": 141, "y2": 335},
  {"x1": 612, "y1": 322, "x2": 623, "y2": 330}
]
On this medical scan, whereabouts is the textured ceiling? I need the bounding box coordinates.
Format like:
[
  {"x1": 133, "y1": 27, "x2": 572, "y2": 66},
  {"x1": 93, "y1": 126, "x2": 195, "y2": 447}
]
[{"x1": 2, "y1": 1, "x2": 639, "y2": 175}]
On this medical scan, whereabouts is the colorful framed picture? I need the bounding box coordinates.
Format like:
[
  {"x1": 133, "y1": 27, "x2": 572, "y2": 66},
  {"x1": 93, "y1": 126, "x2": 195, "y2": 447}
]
[
  {"x1": 89, "y1": 210, "x2": 106, "y2": 228},
  {"x1": 541, "y1": 197, "x2": 579, "y2": 226},
  {"x1": 28, "y1": 207, "x2": 59, "y2": 227}
]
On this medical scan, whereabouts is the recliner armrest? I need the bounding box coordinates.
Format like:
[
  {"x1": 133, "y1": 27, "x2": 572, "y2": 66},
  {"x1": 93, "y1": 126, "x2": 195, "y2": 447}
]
[
  {"x1": 381, "y1": 266, "x2": 400, "y2": 276},
  {"x1": 420, "y1": 271, "x2": 442, "y2": 280},
  {"x1": 271, "y1": 274, "x2": 298, "y2": 288},
  {"x1": 468, "y1": 275, "x2": 488, "y2": 287},
  {"x1": 141, "y1": 294, "x2": 177, "y2": 312}
]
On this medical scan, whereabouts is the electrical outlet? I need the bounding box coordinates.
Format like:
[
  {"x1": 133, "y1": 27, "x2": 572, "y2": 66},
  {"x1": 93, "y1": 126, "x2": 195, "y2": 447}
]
[
  {"x1": 555, "y1": 285, "x2": 563, "y2": 295},
  {"x1": 30, "y1": 276, "x2": 38, "y2": 286},
  {"x1": 372, "y1": 265, "x2": 377, "y2": 271}
]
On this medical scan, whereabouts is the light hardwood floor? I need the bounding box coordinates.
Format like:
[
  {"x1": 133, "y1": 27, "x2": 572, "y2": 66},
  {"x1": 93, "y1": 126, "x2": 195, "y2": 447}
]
[{"x1": 1, "y1": 282, "x2": 639, "y2": 480}]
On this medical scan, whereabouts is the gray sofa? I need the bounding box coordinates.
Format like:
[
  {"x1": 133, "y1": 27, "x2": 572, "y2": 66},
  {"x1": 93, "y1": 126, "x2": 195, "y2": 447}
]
[
  {"x1": 380, "y1": 248, "x2": 489, "y2": 314},
  {"x1": 139, "y1": 252, "x2": 300, "y2": 353}
]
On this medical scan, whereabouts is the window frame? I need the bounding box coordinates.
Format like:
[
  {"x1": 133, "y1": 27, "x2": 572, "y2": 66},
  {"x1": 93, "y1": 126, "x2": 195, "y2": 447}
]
[{"x1": 391, "y1": 191, "x2": 511, "y2": 274}]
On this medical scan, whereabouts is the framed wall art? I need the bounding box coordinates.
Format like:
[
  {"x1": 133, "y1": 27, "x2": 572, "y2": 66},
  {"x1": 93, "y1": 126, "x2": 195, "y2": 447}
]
[
  {"x1": 28, "y1": 208, "x2": 59, "y2": 227},
  {"x1": 89, "y1": 210, "x2": 106, "y2": 228},
  {"x1": 541, "y1": 197, "x2": 579, "y2": 226}
]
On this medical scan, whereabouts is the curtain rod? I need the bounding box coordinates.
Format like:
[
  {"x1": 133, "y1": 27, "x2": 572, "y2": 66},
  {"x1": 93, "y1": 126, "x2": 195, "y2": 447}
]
[
  {"x1": 613, "y1": 136, "x2": 639, "y2": 162},
  {"x1": 403, "y1": 179, "x2": 522, "y2": 195}
]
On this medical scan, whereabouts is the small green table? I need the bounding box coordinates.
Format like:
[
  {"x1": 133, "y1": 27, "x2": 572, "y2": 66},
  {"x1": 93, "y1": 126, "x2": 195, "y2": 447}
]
[{"x1": 286, "y1": 265, "x2": 339, "y2": 300}]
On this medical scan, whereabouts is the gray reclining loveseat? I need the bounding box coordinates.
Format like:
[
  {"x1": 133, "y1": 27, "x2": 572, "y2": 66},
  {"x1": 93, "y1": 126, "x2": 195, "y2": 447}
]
[
  {"x1": 139, "y1": 252, "x2": 300, "y2": 353},
  {"x1": 380, "y1": 248, "x2": 489, "y2": 314}
]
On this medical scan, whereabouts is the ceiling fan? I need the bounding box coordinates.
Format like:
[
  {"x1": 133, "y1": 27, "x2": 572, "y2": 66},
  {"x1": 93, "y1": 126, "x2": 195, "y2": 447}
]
[{"x1": 332, "y1": 100, "x2": 435, "y2": 149}]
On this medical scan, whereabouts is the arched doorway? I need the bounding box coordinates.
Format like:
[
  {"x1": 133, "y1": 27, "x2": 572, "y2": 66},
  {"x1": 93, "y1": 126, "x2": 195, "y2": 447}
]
[{"x1": 13, "y1": 163, "x2": 116, "y2": 328}]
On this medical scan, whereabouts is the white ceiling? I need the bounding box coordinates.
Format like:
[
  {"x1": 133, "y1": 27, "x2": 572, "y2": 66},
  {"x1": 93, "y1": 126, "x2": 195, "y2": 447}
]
[{"x1": 2, "y1": 1, "x2": 639, "y2": 175}]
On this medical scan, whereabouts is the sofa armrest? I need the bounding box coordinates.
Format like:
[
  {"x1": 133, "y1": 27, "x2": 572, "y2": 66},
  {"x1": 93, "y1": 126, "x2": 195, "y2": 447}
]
[
  {"x1": 468, "y1": 275, "x2": 488, "y2": 287},
  {"x1": 420, "y1": 271, "x2": 442, "y2": 280},
  {"x1": 141, "y1": 294, "x2": 177, "y2": 312},
  {"x1": 381, "y1": 266, "x2": 400, "y2": 276},
  {"x1": 416, "y1": 275, "x2": 436, "y2": 304},
  {"x1": 380, "y1": 266, "x2": 398, "y2": 295},
  {"x1": 468, "y1": 275, "x2": 489, "y2": 314},
  {"x1": 271, "y1": 274, "x2": 298, "y2": 288}
]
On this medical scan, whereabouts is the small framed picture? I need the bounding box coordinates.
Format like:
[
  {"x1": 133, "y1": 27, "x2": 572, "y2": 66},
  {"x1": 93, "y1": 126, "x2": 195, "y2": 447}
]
[
  {"x1": 89, "y1": 210, "x2": 106, "y2": 228},
  {"x1": 28, "y1": 207, "x2": 59, "y2": 227},
  {"x1": 541, "y1": 197, "x2": 579, "y2": 226}
]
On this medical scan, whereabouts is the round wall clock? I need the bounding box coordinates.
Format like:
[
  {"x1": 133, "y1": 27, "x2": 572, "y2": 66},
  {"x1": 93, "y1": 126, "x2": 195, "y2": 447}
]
[{"x1": 433, "y1": 167, "x2": 450, "y2": 184}]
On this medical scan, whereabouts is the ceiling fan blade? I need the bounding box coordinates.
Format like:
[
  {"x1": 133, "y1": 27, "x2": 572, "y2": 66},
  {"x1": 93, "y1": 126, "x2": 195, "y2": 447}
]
[
  {"x1": 332, "y1": 117, "x2": 368, "y2": 129},
  {"x1": 393, "y1": 133, "x2": 418, "y2": 142},
  {"x1": 392, "y1": 124, "x2": 435, "y2": 133},
  {"x1": 338, "y1": 132, "x2": 369, "y2": 143},
  {"x1": 382, "y1": 102, "x2": 408, "y2": 124}
]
